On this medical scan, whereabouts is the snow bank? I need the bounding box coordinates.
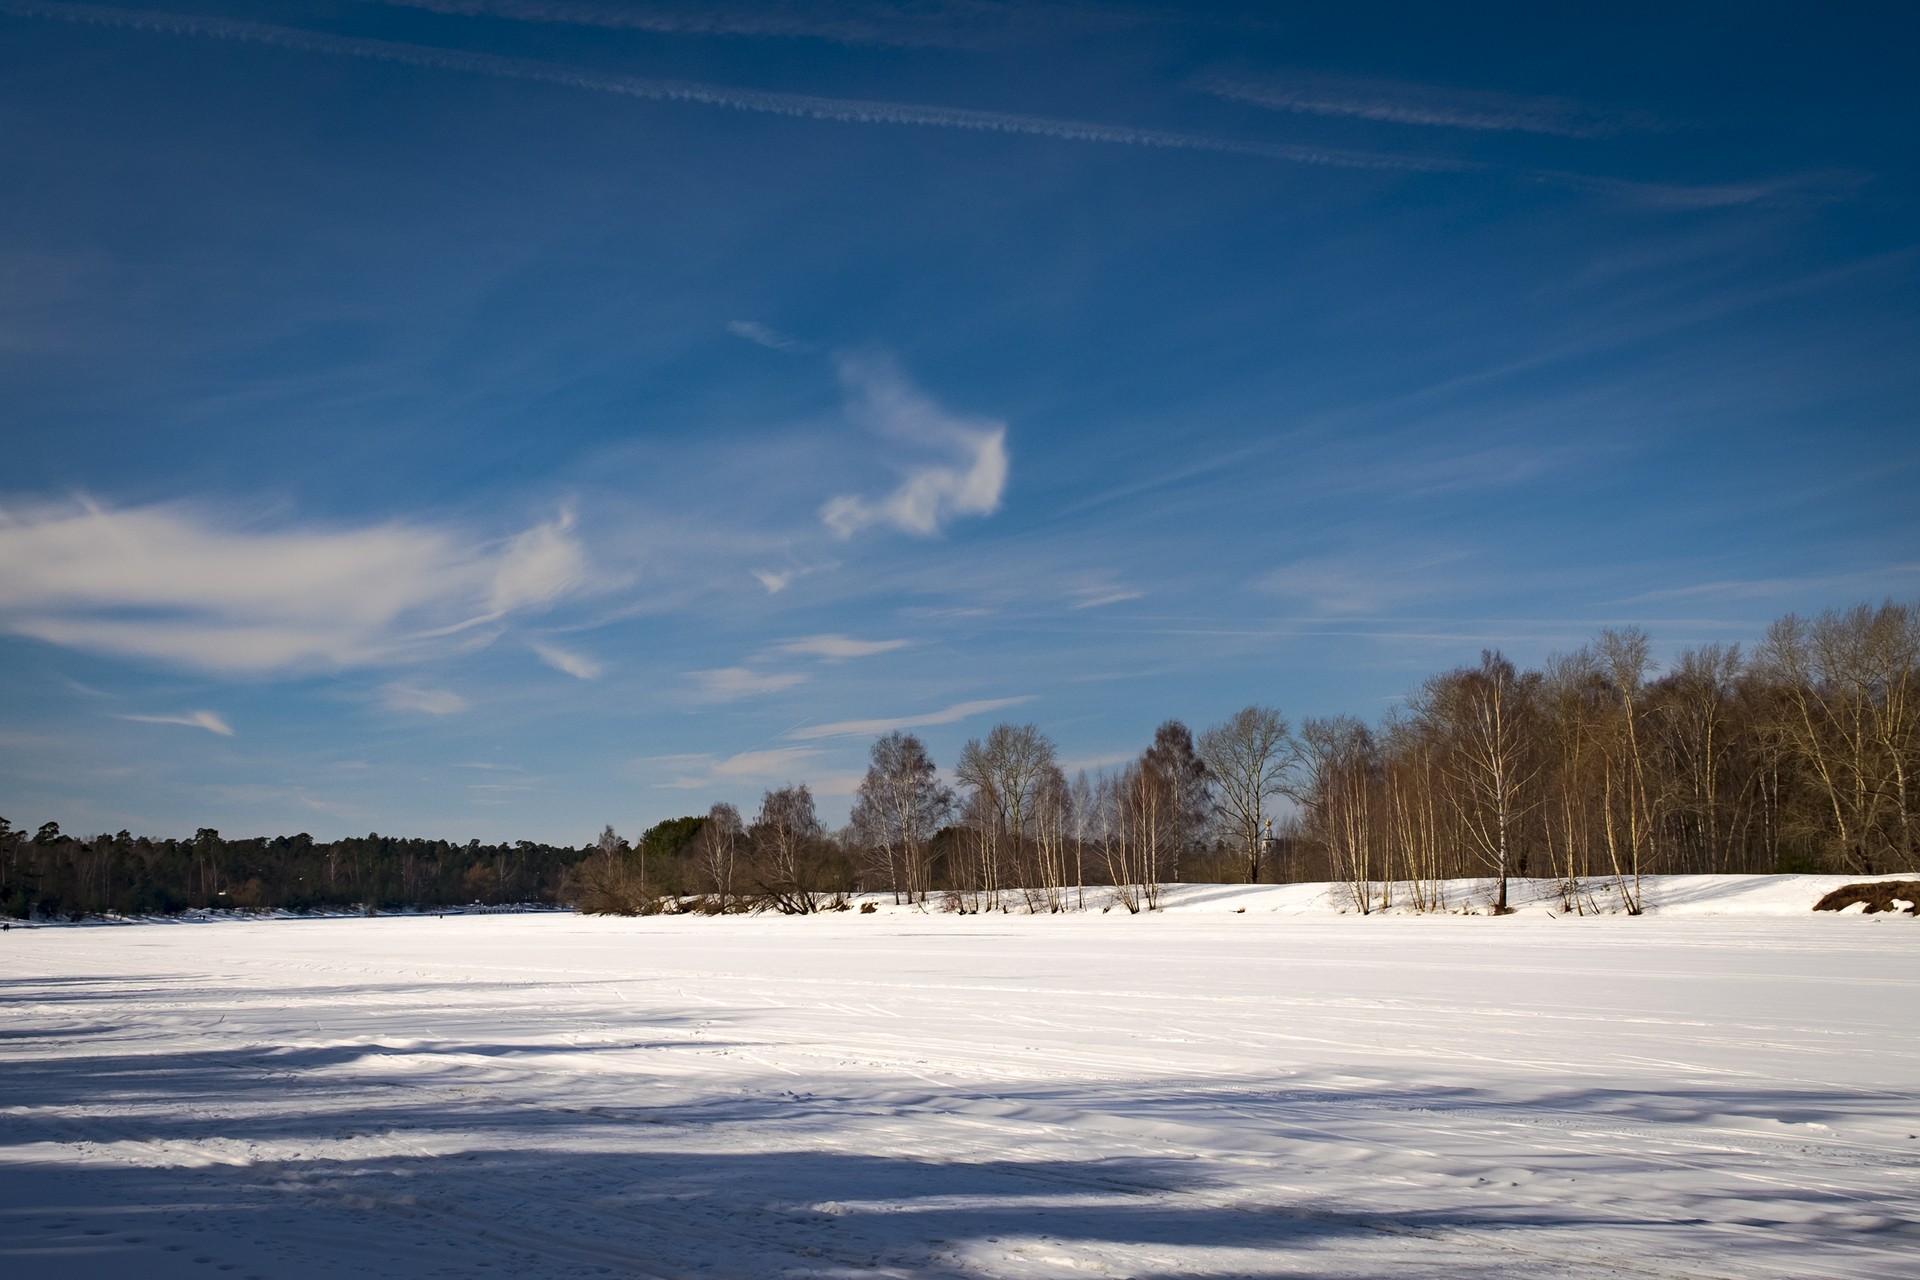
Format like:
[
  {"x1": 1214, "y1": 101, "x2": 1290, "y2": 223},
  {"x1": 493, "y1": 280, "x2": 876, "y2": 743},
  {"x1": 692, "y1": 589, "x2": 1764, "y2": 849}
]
[
  {"x1": 17, "y1": 873, "x2": 1917, "y2": 929},
  {"x1": 851, "y1": 873, "x2": 1920, "y2": 918},
  {"x1": 1152, "y1": 872, "x2": 1920, "y2": 917}
]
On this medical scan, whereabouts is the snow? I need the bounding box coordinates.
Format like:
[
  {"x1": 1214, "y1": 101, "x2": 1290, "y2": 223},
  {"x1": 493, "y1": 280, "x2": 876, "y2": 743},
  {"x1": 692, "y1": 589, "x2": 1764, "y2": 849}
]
[
  {"x1": 4, "y1": 878, "x2": 1917, "y2": 1278},
  {"x1": 1147, "y1": 872, "x2": 1920, "y2": 917}
]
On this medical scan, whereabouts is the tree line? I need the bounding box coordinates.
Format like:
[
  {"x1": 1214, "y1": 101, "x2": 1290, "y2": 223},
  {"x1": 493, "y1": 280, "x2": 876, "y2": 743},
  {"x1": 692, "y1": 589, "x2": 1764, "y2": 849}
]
[
  {"x1": 0, "y1": 826, "x2": 585, "y2": 920},
  {"x1": 5, "y1": 600, "x2": 1914, "y2": 919},
  {"x1": 1290, "y1": 599, "x2": 1918, "y2": 913},
  {"x1": 578, "y1": 599, "x2": 1920, "y2": 916}
]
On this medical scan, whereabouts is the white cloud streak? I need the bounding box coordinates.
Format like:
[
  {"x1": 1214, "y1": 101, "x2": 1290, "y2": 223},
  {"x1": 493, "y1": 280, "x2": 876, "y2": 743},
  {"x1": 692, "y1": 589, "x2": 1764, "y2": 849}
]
[
  {"x1": 1199, "y1": 71, "x2": 1656, "y2": 139},
  {"x1": 2, "y1": 3, "x2": 1481, "y2": 174},
  {"x1": 530, "y1": 640, "x2": 603, "y2": 679},
  {"x1": 0, "y1": 4, "x2": 1804, "y2": 208},
  {"x1": 1254, "y1": 549, "x2": 1473, "y2": 616},
  {"x1": 786, "y1": 694, "x2": 1033, "y2": 740},
  {"x1": 0, "y1": 498, "x2": 591, "y2": 673},
  {"x1": 766, "y1": 634, "x2": 910, "y2": 660},
  {"x1": 378, "y1": 0, "x2": 1008, "y2": 50},
  {"x1": 489, "y1": 509, "x2": 588, "y2": 614},
  {"x1": 727, "y1": 319, "x2": 809, "y2": 351},
  {"x1": 821, "y1": 355, "x2": 1009, "y2": 538},
  {"x1": 117, "y1": 709, "x2": 234, "y2": 736},
  {"x1": 656, "y1": 745, "x2": 823, "y2": 789},
  {"x1": 1070, "y1": 585, "x2": 1144, "y2": 609},
  {"x1": 379, "y1": 0, "x2": 1228, "y2": 54},
  {"x1": 381, "y1": 683, "x2": 469, "y2": 715},
  {"x1": 1627, "y1": 564, "x2": 1920, "y2": 604},
  {"x1": 686, "y1": 666, "x2": 809, "y2": 701},
  {"x1": 709, "y1": 746, "x2": 821, "y2": 777}
]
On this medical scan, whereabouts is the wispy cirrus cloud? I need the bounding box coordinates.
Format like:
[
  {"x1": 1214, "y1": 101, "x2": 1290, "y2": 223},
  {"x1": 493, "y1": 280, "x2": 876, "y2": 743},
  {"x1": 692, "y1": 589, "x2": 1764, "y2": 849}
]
[
  {"x1": 752, "y1": 568, "x2": 797, "y2": 594},
  {"x1": 749, "y1": 562, "x2": 834, "y2": 595},
  {"x1": 765, "y1": 633, "x2": 909, "y2": 660},
  {"x1": 786, "y1": 694, "x2": 1033, "y2": 740},
  {"x1": 821, "y1": 355, "x2": 1009, "y2": 538},
  {"x1": 707, "y1": 746, "x2": 819, "y2": 777},
  {"x1": 117, "y1": 709, "x2": 234, "y2": 736},
  {"x1": 0, "y1": 4, "x2": 1479, "y2": 175},
  {"x1": 0, "y1": 497, "x2": 592, "y2": 674},
  {"x1": 1518, "y1": 168, "x2": 1850, "y2": 211},
  {"x1": 530, "y1": 640, "x2": 603, "y2": 679},
  {"x1": 1626, "y1": 564, "x2": 1920, "y2": 604},
  {"x1": 727, "y1": 319, "x2": 810, "y2": 352},
  {"x1": 1254, "y1": 548, "x2": 1475, "y2": 616},
  {"x1": 380, "y1": 683, "x2": 469, "y2": 715},
  {"x1": 1199, "y1": 70, "x2": 1658, "y2": 139},
  {"x1": 378, "y1": 0, "x2": 1013, "y2": 50},
  {"x1": 377, "y1": 0, "x2": 1247, "y2": 52},
  {"x1": 487, "y1": 510, "x2": 589, "y2": 615},
  {"x1": 652, "y1": 745, "x2": 824, "y2": 789},
  {"x1": 1069, "y1": 582, "x2": 1144, "y2": 609},
  {"x1": 685, "y1": 666, "x2": 809, "y2": 701},
  {"x1": 0, "y1": 4, "x2": 1802, "y2": 209},
  {"x1": 204, "y1": 782, "x2": 356, "y2": 814}
]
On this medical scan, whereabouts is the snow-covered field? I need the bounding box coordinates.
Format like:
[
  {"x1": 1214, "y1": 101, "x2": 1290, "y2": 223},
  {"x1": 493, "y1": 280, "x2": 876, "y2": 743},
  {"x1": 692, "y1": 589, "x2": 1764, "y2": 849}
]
[{"x1": 4, "y1": 878, "x2": 1917, "y2": 1279}]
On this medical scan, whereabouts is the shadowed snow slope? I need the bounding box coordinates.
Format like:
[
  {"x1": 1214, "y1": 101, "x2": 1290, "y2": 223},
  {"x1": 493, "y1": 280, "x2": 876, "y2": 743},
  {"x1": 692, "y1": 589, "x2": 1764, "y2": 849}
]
[{"x1": 2, "y1": 907, "x2": 1916, "y2": 1278}]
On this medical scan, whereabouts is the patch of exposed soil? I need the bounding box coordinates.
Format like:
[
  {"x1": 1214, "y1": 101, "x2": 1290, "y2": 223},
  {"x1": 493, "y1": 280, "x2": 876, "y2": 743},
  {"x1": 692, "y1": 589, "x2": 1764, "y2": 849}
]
[{"x1": 1813, "y1": 881, "x2": 1920, "y2": 915}]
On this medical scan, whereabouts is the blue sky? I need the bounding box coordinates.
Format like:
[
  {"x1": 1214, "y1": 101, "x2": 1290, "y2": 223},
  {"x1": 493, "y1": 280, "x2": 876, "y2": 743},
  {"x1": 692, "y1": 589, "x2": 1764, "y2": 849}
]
[{"x1": 2, "y1": 1, "x2": 1915, "y2": 844}]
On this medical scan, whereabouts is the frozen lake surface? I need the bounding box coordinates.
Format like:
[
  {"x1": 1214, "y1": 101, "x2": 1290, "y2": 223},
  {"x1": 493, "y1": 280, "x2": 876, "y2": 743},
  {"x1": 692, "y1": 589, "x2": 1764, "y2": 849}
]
[{"x1": 4, "y1": 882, "x2": 1918, "y2": 1278}]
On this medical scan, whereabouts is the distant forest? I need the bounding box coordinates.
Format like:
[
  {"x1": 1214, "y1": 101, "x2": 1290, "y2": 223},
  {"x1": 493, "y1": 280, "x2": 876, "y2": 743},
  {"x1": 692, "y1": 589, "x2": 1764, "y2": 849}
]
[{"x1": 6, "y1": 600, "x2": 1915, "y2": 920}]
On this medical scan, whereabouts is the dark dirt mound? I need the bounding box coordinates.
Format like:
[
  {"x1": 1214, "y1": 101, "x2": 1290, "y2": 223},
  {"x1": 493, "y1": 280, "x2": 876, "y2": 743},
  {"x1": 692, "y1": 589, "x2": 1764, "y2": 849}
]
[{"x1": 1813, "y1": 881, "x2": 1920, "y2": 914}]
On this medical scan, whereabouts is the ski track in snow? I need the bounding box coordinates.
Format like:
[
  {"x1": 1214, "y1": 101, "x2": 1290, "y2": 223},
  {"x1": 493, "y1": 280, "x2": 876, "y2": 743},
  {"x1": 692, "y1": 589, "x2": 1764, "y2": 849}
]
[{"x1": 3, "y1": 878, "x2": 1918, "y2": 1278}]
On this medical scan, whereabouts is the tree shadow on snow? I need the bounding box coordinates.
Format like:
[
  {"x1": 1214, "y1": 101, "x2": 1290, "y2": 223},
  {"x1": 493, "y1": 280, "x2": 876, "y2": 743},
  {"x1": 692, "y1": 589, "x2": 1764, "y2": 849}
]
[{"x1": 6, "y1": 1022, "x2": 1916, "y2": 1276}]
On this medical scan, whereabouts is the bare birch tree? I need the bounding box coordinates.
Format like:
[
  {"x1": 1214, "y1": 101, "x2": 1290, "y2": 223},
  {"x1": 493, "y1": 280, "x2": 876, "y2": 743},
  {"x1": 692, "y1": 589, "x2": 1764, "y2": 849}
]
[
  {"x1": 1301, "y1": 717, "x2": 1385, "y2": 911},
  {"x1": 850, "y1": 732, "x2": 953, "y2": 904},
  {"x1": 1758, "y1": 602, "x2": 1920, "y2": 872},
  {"x1": 1654, "y1": 644, "x2": 1744, "y2": 873},
  {"x1": 1382, "y1": 713, "x2": 1450, "y2": 911},
  {"x1": 693, "y1": 802, "x2": 742, "y2": 909},
  {"x1": 955, "y1": 723, "x2": 1057, "y2": 911},
  {"x1": 748, "y1": 784, "x2": 825, "y2": 914},
  {"x1": 1417, "y1": 651, "x2": 1540, "y2": 914},
  {"x1": 575, "y1": 825, "x2": 650, "y2": 915},
  {"x1": 1197, "y1": 705, "x2": 1296, "y2": 883},
  {"x1": 1092, "y1": 767, "x2": 1145, "y2": 912},
  {"x1": 1594, "y1": 628, "x2": 1658, "y2": 913},
  {"x1": 1069, "y1": 769, "x2": 1095, "y2": 908},
  {"x1": 1142, "y1": 720, "x2": 1211, "y2": 884},
  {"x1": 1023, "y1": 765, "x2": 1073, "y2": 912},
  {"x1": 1539, "y1": 650, "x2": 1607, "y2": 910}
]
